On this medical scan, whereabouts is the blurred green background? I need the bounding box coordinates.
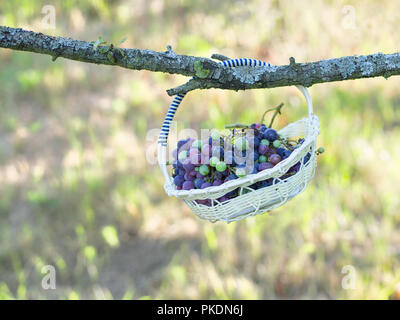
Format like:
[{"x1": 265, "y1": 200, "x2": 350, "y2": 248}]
[{"x1": 0, "y1": 0, "x2": 400, "y2": 300}]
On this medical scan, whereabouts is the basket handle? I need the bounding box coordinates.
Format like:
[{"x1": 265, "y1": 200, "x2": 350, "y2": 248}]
[{"x1": 157, "y1": 59, "x2": 313, "y2": 183}]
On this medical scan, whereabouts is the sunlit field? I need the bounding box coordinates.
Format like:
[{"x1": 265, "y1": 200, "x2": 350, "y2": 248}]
[{"x1": 0, "y1": 0, "x2": 399, "y2": 299}]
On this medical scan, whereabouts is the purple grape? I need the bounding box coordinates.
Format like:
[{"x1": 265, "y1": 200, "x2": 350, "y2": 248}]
[
  {"x1": 289, "y1": 162, "x2": 301, "y2": 173},
  {"x1": 214, "y1": 171, "x2": 223, "y2": 180},
  {"x1": 283, "y1": 150, "x2": 292, "y2": 159},
  {"x1": 258, "y1": 144, "x2": 267, "y2": 155},
  {"x1": 246, "y1": 135, "x2": 255, "y2": 148},
  {"x1": 177, "y1": 139, "x2": 189, "y2": 149},
  {"x1": 189, "y1": 170, "x2": 197, "y2": 177},
  {"x1": 196, "y1": 199, "x2": 210, "y2": 206},
  {"x1": 177, "y1": 159, "x2": 184, "y2": 170},
  {"x1": 303, "y1": 152, "x2": 311, "y2": 164},
  {"x1": 174, "y1": 175, "x2": 185, "y2": 187},
  {"x1": 270, "y1": 154, "x2": 282, "y2": 165},
  {"x1": 221, "y1": 168, "x2": 230, "y2": 177},
  {"x1": 212, "y1": 146, "x2": 224, "y2": 159},
  {"x1": 257, "y1": 178, "x2": 273, "y2": 188},
  {"x1": 201, "y1": 154, "x2": 210, "y2": 165},
  {"x1": 189, "y1": 148, "x2": 201, "y2": 164},
  {"x1": 217, "y1": 196, "x2": 229, "y2": 203},
  {"x1": 224, "y1": 189, "x2": 237, "y2": 198},
  {"x1": 182, "y1": 158, "x2": 195, "y2": 172},
  {"x1": 201, "y1": 143, "x2": 212, "y2": 155},
  {"x1": 212, "y1": 179, "x2": 223, "y2": 186},
  {"x1": 265, "y1": 146, "x2": 274, "y2": 155},
  {"x1": 248, "y1": 182, "x2": 258, "y2": 189},
  {"x1": 233, "y1": 149, "x2": 246, "y2": 165},
  {"x1": 194, "y1": 178, "x2": 204, "y2": 189},
  {"x1": 179, "y1": 138, "x2": 193, "y2": 151},
  {"x1": 200, "y1": 182, "x2": 212, "y2": 189},
  {"x1": 263, "y1": 128, "x2": 278, "y2": 142},
  {"x1": 184, "y1": 172, "x2": 195, "y2": 181},
  {"x1": 224, "y1": 151, "x2": 235, "y2": 165},
  {"x1": 258, "y1": 162, "x2": 274, "y2": 171},
  {"x1": 182, "y1": 181, "x2": 194, "y2": 190},
  {"x1": 276, "y1": 147, "x2": 286, "y2": 158},
  {"x1": 224, "y1": 174, "x2": 238, "y2": 182}
]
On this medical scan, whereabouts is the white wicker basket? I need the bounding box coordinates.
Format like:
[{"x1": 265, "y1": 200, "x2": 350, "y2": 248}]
[{"x1": 158, "y1": 59, "x2": 320, "y2": 223}]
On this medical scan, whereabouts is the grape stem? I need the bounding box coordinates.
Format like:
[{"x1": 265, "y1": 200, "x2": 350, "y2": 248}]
[
  {"x1": 260, "y1": 103, "x2": 284, "y2": 127},
  {"x1": 224, "y1": 123, "x2": 249, "y2": 129}
]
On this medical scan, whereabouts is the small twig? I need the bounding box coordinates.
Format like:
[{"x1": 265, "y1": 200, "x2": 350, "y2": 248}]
[
  {"x1": 268, "y1": 103, "x2": 284, "y2": 128},
  {"x1": 260, "y1": 103, "x2": 284, "y2": 126},
  {"x1": 224, "y1": 123, "x2": 249, "y2": 129},
  {"x1": 211, "y1": 53, "x2": 230, "y2": 61},
  {"x1": 166, "y1": 78, "x2": 207, "y2": 96}
]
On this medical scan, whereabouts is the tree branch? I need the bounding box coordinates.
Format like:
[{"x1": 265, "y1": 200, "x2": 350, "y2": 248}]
[
  {"x1": 0, "y1": 26, "x2": 219, "y2": 77},
  {"x1": 1, "y1": 26, "x2": 400, "y2": 97}
]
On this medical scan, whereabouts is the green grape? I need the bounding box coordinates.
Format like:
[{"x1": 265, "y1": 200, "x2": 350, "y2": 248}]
[
  {"x1": 221, "y1": 129, "x2": 231, "y2": 136},
  {"x1": 259, "y1": 155, "x2": 267, "y2": 163},
  {"x1": 211, "y1": 131, "x2": 220, "y2": 140},
  {"x1": 178, "y1": 150, "x2": 188, "y2": 160},
  {"x1": 199, "y1": 164, "x2": 210, "y2": 176},
  {"x1": 260, "y1": 139, "x2": 269, "y2": 146},
  {"x1": 216, "y1": 161, "x2": 227, "y2": 172},
  {"x1": 236, "y1": 167, "x2": 246, "y2": 178},
  {"x1": 191, "y1": 140, "x2": 202, "y2": 149},
  {"x1": 235, "y1": 137, "x2": 247, "y2": 151},
  {"x1": 273, "y1": 140, "x2": 281, "y2": 148},
  {"x1": 209, "y1": 156, "x2": 220, "y2": 167}
]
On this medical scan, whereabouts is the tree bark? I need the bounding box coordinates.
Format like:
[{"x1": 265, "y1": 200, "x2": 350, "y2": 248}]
[{"x1": 1, "y1": 26, "x2": 400, "y2": 96}]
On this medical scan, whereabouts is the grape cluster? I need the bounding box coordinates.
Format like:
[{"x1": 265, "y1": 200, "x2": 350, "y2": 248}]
[{"x1": 170, "y1": 122, "x2": 312, "y2": 206}]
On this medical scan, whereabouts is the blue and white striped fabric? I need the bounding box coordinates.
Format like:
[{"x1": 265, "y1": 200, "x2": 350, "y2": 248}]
[
  {"x1": 220, "y1": 58, "x2": 270, "y2": 68},
  {"x1": 158, "y1": 58, "x2": 271, "y2": 146},
  {"x1": 158, "y1": 93, "x2": 186, "y2": 146}
]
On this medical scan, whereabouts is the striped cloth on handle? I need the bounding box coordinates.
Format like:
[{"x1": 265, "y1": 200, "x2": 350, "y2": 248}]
[{"x1": 158, "y1": 58, "x2": 271, "y2": 146}]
